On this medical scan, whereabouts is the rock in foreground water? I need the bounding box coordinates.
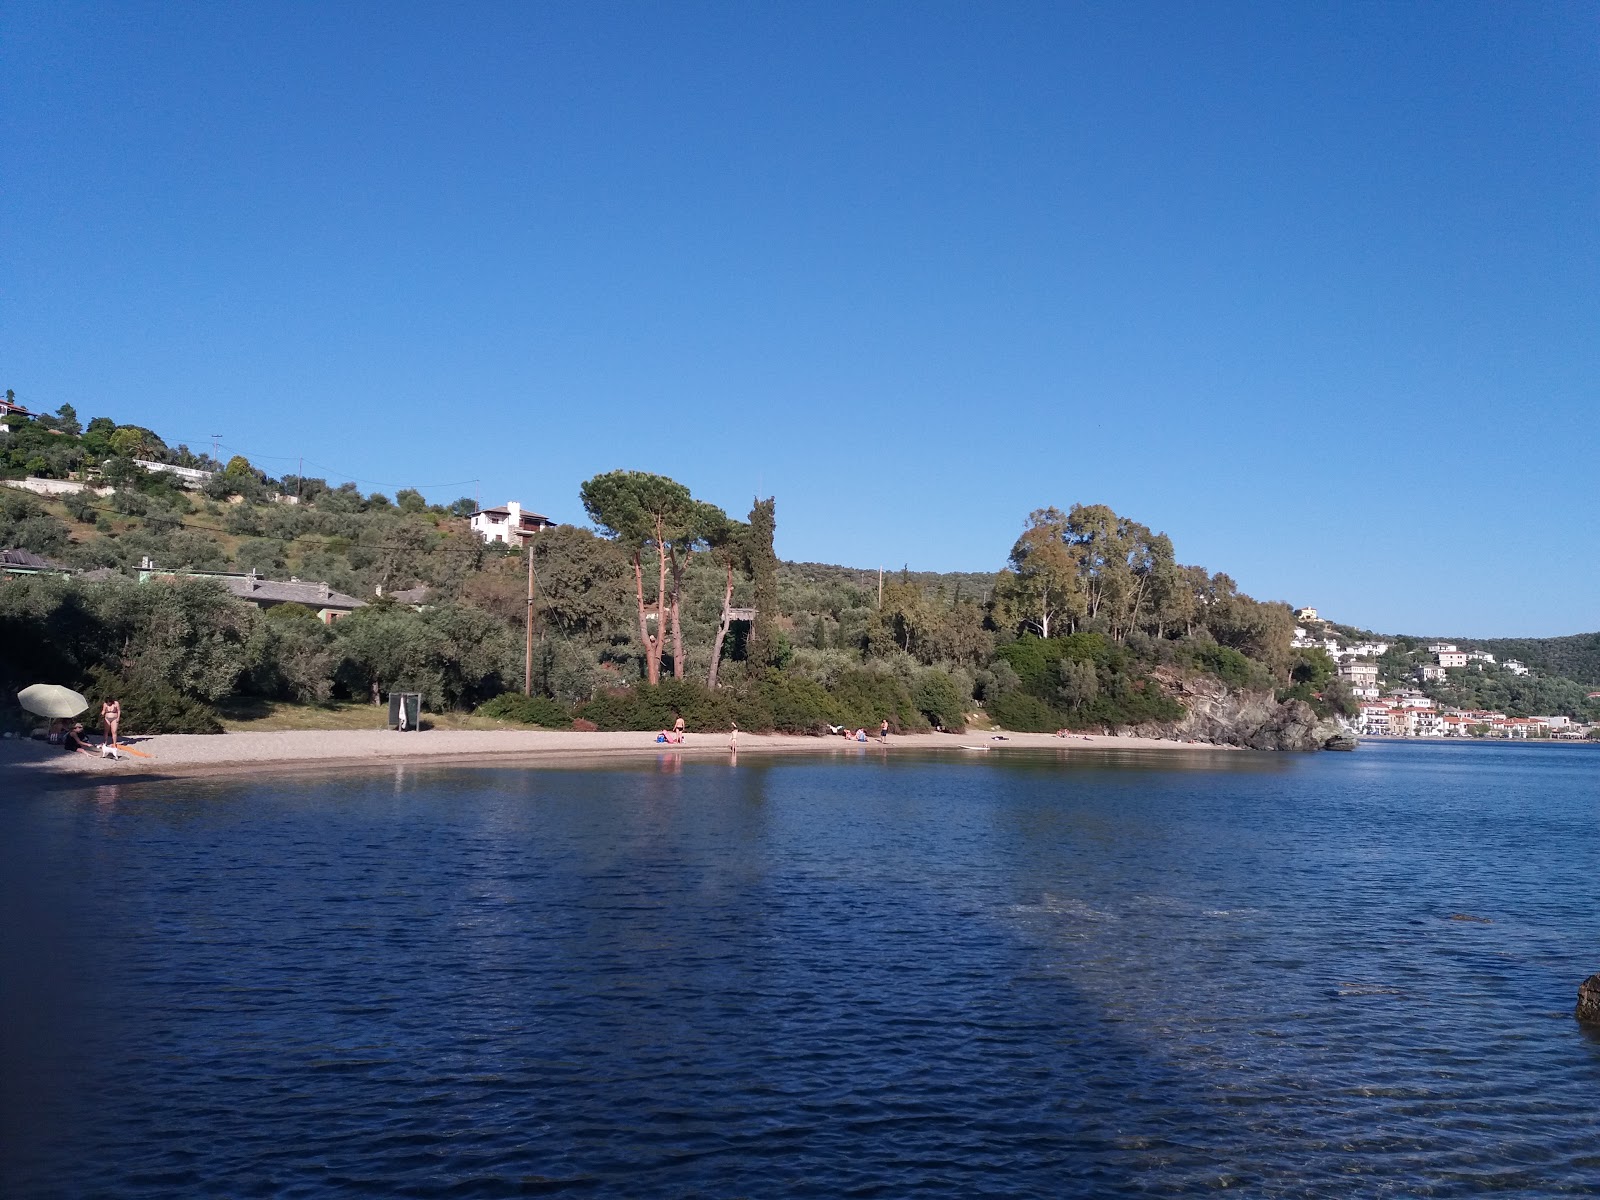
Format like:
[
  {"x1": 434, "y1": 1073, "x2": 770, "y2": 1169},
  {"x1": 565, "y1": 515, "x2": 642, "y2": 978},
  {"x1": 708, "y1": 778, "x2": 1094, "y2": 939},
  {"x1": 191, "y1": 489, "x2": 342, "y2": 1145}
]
[{"x1": 1577, "y1": 975, "x2": 1600, "y2": 1024}]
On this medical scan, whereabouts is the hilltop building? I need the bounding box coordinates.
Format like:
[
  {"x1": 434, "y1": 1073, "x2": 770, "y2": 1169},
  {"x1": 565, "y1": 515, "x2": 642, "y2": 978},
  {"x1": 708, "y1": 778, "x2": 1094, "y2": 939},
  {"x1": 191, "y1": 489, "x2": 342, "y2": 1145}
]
[
  {"x1": 469, "y1": 500, "x2": 557, "y2": 546},
  {"x1": 133, "y1": 459, "x2": 214, "y2": 488}
]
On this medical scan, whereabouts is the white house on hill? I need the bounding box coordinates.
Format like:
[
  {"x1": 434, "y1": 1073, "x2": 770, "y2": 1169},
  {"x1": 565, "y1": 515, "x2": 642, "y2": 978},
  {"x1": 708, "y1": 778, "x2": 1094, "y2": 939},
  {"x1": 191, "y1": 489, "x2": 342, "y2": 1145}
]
[{"x1": 469, "y1": 500, "x2": 556, "y2": 545}]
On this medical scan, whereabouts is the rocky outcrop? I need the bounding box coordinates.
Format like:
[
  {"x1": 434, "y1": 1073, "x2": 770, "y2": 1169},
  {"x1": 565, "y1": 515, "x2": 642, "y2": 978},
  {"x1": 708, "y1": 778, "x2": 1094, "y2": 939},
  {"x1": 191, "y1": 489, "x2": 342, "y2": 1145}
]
[
  {"x1": 1128, "y1": 669, "x2": 1343, "y2": 751},
  {"x1": 1578, "y1": 974, "x2": 1600, "y2": 1024}
]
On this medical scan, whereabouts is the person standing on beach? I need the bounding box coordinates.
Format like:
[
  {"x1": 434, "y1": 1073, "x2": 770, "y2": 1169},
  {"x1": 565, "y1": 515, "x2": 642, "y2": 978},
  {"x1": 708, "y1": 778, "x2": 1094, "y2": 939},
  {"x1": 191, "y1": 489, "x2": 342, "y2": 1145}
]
[
  {"x1": 673, "y1": 714, "x2": 685, "y2": 743},
  {"x1": 101, "y1": 696, "x2": 121, "y2": 747},
  {"x1": 879, "y1": 718, "x2": 889, "y2": 744},
  {"x1": 729, "y1": 720, "x2": 738, "y2": 750}
]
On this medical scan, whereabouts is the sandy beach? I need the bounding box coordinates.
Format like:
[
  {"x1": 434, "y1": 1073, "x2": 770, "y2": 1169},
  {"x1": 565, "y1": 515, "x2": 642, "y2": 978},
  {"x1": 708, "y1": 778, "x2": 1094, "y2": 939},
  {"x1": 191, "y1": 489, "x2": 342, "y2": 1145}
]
[{"x1": 1, "y1": 725, "x2": 1235, "y2": 781}]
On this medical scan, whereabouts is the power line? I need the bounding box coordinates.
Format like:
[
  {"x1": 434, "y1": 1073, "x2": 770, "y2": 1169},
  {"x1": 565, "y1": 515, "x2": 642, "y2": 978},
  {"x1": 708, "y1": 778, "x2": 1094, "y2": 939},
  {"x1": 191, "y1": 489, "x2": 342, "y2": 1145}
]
[{"x1": 190, "y1": 438, "x2": 480, "y2": 494}]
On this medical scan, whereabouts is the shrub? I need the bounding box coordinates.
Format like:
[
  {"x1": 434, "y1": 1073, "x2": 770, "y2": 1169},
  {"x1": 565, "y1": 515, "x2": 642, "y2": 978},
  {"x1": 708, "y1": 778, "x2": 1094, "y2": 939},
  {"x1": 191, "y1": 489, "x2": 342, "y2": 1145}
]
[
  {"x1": 1187, "y1": 642, "x2": 1256, "y2": 690},
  {"x1": 913, "y1": 668, "x2": 966, "y2": 731},
  {"x1": 829, "y1": 669, "x2": 929, "y2": 733},
  {"x1": 571, "y1": 717, "x2": 598, "y2": 732},
  {"x1": 476, "y1": 692, "x2": 572, "y2": 728},
  {"x1": 579, "y1": 679, "x2": 758, "y2": 732},
  {"x1": 759, "y1": 672, "x2": 844, "y2": 735},
  {"x1": 986, "y1": 691, "x2": 1061, "y2": 733},
  {"x1": 87, "y1": 668, "x2": 223, "y2": 734}
]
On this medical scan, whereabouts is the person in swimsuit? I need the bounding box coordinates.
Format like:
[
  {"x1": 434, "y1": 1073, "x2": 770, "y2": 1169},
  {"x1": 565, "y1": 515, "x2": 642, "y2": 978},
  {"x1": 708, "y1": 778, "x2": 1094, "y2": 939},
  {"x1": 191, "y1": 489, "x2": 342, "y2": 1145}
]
[
  {"x1": 673, "y1": 714, "x2": 686, "y2": 743},
  {"x1": 729, "y1": 720, "x2": 738, "y2": 750},
  {"x1": 879, "y1": 719, "x2": 889, "y2": 744},
  {"x1": 101, "y1": 697, "x2": 121, "y2": 747}
]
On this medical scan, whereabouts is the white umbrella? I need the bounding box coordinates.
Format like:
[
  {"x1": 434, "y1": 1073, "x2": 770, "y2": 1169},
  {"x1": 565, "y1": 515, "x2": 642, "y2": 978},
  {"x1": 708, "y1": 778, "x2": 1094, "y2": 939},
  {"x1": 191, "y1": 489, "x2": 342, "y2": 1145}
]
[{"x1": 16, "y1": 684, "x2": 89, "y2": 720}]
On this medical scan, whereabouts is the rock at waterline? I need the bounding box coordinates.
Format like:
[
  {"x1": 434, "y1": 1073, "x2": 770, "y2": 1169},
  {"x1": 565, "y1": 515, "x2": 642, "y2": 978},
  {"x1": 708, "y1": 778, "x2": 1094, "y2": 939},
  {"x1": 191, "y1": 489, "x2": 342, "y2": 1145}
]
[{"x1": 1578, "y1": 975, "x2": 1600, "y2": 1024}]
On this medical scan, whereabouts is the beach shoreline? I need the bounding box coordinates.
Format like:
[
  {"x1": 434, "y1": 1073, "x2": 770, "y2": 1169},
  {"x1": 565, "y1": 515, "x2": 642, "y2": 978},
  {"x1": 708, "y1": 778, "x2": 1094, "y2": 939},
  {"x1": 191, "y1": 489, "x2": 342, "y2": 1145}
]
[{"x1": 0, "y1": 725, "x2": 1240, "y2": 783}]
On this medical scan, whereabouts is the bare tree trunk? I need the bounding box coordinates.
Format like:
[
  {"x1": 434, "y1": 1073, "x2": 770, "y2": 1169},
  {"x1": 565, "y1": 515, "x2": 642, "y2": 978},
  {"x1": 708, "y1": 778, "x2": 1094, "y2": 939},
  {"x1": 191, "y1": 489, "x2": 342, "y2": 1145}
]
[
  {"x1": 633, "y1": 550, "x2": 661, "y2": 685},
  {"x1": 708, "y1": 559, "x2": 734, "y2": 689},
  {"x1": 652, "y1": 519, "x2": 669, "y2": 684},
  {"x1": 669, "y1": 545, "x2": 686, "y2": 679}
]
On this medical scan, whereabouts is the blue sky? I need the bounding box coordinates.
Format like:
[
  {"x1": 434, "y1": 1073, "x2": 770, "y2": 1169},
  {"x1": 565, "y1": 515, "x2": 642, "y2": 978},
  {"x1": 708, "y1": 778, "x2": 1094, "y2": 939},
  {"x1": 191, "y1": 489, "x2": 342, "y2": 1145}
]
[{"x1": 4, "y1": 2, "x2": 1596, "y2": 637}]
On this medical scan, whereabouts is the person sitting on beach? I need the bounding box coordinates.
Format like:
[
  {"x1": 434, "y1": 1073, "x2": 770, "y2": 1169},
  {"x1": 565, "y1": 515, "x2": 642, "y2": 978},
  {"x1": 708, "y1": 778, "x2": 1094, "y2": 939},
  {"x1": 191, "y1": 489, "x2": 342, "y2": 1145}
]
[
  {"x1": 855, "y1": 728, "x2": 867, "y2": 742},
  {"x1": 62, "y1": 723, "x2": 97, "y2": 756},
  {"x1": 656, "y1": 730, "x2": 671, "y2": 743}
]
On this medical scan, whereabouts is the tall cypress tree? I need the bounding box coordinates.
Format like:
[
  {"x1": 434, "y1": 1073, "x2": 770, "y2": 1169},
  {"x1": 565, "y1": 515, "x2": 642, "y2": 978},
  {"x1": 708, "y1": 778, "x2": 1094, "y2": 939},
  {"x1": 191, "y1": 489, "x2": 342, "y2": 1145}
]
[{"x1": 744, "y1": 497, "x2": 781, "y2": 670}]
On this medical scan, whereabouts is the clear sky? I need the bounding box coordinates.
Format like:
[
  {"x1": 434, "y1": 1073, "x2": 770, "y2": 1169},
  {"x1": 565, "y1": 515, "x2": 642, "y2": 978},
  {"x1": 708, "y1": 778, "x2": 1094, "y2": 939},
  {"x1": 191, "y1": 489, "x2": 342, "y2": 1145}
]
[{"x1": 4, "y1": 2, "x2": 1596, "y2": 637}]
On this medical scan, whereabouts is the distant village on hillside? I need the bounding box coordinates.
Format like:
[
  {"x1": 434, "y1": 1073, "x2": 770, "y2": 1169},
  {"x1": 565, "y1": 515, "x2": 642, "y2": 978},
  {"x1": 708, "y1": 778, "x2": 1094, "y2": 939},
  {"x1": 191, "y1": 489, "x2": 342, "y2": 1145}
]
[{"x1": 1291, "y1": 607, "x2": 1596, "y2": 741}]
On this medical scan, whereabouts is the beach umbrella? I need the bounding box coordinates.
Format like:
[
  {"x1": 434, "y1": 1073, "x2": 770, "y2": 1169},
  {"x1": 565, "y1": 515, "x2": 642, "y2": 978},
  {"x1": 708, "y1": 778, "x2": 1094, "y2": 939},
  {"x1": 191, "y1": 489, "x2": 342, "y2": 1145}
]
[{"x1": 16, "y1": 684, "x2": 89, "y2": 720}]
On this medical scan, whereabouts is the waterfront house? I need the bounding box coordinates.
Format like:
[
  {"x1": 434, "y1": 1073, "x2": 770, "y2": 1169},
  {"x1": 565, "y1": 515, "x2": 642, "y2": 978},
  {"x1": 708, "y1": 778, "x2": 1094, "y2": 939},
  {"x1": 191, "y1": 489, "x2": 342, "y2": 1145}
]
[
  {"x1": 469, "y1": 501, "x2": 556, "y2": 546},
  {"x1": 1500, "y1": 718, "x2": 1545, "y2": 740}
]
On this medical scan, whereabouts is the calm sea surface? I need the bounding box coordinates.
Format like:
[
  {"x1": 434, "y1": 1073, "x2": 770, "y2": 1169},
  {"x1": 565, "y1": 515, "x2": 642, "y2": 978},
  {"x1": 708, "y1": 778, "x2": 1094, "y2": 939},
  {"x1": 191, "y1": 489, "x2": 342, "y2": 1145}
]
[{"x1": 3, "y1": 741, "x2": 1598, "y2": 1197}]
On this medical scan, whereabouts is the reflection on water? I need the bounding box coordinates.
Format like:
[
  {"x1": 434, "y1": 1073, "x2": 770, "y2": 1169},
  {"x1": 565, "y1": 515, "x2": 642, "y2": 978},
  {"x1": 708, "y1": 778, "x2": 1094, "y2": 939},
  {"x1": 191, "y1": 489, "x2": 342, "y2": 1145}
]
[{"x1": 2, "y1": 742, "x2": 1599, "y2": 1197}]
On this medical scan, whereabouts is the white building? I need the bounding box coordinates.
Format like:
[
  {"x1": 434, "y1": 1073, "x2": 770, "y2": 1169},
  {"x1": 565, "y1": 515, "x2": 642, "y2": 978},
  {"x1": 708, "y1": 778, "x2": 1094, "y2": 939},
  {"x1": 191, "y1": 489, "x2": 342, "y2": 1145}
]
[
  {"x1": 1347, "y1": 641, "x2": 1390, "y2": 658},
  {"x1": 1357, "y1": 703, "x2": 1393, "y2": 736},
  {"x1": 133, "y1": 459, "x2": 214, "y2": 489},
  {"x1": 1338, "y1": 660, "x2": 1381, "y2": 698},
  {"x1": 1295, "y1": 607, "x2": 1319, "y2": 622},
  {"x1": 1436, "y1": 650, "x2": 1469, "y2": 669},
  {"x1": 1465, "y1": 650, "x2": 1496, "y2": 665},
  {"x1": 1427, "y1": 643, "x2": 1458, "y2": 654},
  {"x1": 1503, "y1": 659, "x2": 1530, "y2": 676},
  {"x1": 1416, "y1": 663, "x2": 1446, "y2": 682},
  {"x1": 1385, "y1": 690, "x2": 1434, "y2": 709},
  {"x1": 469, "y1": 501, "x2": 557, "y2": 546}
]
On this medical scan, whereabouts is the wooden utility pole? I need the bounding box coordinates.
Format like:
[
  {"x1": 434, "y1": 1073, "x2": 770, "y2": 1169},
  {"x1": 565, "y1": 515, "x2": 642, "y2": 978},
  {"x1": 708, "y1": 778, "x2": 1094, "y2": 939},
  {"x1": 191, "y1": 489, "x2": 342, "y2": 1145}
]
[{"x1": 523, "y1": 536, "x2": 537, "y2": 695}]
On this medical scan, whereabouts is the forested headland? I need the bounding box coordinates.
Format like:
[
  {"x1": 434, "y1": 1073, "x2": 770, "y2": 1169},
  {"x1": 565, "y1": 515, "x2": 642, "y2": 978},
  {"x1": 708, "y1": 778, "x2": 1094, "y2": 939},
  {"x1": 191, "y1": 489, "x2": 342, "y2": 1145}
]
[{"x1": 0, "y1": 399, "x2": 1503, "y2": 744}]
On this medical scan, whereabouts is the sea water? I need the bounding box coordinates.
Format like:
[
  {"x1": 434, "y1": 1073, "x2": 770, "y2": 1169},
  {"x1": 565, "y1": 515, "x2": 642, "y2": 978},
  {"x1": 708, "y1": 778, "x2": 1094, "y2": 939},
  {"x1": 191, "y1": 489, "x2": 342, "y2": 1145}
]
[{"x1": 2, "y1": 741, "x2": 1597, "y2": 1196}]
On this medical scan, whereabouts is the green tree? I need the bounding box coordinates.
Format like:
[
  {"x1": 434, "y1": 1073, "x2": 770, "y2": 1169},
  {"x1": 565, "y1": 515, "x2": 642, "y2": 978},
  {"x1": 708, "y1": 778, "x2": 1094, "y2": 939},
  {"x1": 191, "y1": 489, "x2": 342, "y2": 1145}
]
[
  {"x1": 580, "y1": 470, "x2": 715, "y2": 684},
  {"x1": 110, "y1": 427, "x2": 146, "y2": 458},
  {"x1": 992, "y1": 507, "x2": 1084, "y2": 638}
]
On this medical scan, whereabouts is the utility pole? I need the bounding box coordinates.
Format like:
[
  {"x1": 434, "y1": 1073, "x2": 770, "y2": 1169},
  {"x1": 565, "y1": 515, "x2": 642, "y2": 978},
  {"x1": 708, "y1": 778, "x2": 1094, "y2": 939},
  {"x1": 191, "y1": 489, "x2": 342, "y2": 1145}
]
[
  {"x1": 878, "y1": 566, "x2": 883, "y2": 608},
  {"x1": 295, "y1": 456, "x2": 303, "y2": 503},
  {"x1": 523, "y1": 535, "x2": 537, "y2": 695},
  {"x1": 210, "y1": 434, "x2": 222, "y2": 464}
]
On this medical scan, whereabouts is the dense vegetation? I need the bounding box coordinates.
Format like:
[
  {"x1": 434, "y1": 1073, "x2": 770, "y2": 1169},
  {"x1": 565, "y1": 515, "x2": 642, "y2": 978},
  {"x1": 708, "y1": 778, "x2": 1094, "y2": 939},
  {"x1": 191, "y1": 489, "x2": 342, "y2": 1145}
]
[{"x1": 0, "y1": 400, "x2": 1421, "y2": 737}]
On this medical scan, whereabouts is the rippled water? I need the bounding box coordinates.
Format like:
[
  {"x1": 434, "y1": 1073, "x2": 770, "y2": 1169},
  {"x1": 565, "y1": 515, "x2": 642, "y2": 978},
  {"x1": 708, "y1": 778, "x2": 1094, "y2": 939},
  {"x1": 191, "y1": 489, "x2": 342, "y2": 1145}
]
[{"x1": 3, "y1": 741, "x2": 1598, "y2": 1196}]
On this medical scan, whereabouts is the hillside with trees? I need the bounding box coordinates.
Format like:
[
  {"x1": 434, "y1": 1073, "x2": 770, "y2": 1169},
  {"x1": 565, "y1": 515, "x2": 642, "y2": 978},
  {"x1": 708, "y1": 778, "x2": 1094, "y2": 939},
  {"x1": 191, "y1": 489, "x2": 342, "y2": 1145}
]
[{"x1": 4, "y1": 400, "x2": 1360, "y2": 745}]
